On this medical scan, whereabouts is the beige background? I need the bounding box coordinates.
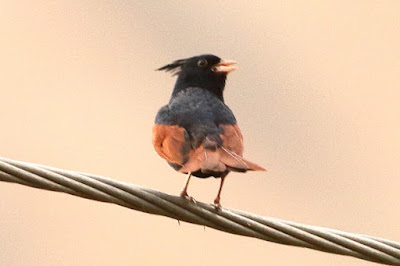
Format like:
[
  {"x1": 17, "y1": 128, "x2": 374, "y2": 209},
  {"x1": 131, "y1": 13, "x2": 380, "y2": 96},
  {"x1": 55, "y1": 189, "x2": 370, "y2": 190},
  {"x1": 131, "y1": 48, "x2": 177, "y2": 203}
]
[{"x1": 1, "y1": 1, "x2": 399, "y2": 265}]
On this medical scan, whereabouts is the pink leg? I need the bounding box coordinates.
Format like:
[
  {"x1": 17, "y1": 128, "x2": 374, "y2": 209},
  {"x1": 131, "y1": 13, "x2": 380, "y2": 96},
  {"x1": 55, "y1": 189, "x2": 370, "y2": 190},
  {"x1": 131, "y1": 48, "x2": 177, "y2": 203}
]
[
  {"x1": 180, "y1": 172, "x2": 192, "y2": 199},
  {"x1": 213, "y1": 173, "x2": 228, "y2": 208}
]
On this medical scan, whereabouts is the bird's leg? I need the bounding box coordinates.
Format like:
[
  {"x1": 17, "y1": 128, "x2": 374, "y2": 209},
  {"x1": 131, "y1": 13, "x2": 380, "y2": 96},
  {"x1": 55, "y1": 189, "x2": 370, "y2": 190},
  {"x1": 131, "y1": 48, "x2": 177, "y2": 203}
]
[
  {"x1": 213, "y1": 174, "x2": 227, "y2": 209},
  {"x1": 180, "y1": 172, "x2": 194, "y2": 201}
]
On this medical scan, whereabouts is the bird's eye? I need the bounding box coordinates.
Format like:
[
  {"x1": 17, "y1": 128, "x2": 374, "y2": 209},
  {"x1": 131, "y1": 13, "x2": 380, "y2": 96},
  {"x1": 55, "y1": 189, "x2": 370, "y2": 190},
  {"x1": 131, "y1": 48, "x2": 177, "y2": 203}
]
[{"x1": 197, "y1": 59, "x2": 208, "y2": 68}]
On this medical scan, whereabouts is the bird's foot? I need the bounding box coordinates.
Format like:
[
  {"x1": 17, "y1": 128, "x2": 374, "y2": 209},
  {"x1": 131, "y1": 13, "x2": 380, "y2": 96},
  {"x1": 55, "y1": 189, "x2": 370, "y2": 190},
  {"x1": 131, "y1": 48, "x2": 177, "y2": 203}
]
[
  {"x1": 180, "y1": 191, "x2": 196, "y2": 203},
  {"x1": 212, "y1": 198, "x2": 222, "y2": 210}
]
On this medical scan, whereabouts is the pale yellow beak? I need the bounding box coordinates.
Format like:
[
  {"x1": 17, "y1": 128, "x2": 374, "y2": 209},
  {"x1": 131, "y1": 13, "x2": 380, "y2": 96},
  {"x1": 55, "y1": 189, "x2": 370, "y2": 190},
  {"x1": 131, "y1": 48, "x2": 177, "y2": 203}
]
[{"x1": 212, "y1": 59, "x2": 237, "y2": 74}]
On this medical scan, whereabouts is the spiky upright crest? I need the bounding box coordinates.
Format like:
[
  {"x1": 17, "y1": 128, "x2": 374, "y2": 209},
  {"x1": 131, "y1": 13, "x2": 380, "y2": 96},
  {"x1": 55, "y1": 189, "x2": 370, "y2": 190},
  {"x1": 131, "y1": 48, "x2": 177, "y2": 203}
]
[{"x1": 157, "y1": 58, "x2": 189, "y2": 76}]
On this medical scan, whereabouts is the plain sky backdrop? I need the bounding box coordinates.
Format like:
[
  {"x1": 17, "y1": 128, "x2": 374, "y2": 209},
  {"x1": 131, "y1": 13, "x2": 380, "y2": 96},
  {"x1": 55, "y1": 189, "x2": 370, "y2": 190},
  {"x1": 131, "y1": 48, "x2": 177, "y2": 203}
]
[{"x1": 1, "y1": 1, "x2": 399, "y2": 265}]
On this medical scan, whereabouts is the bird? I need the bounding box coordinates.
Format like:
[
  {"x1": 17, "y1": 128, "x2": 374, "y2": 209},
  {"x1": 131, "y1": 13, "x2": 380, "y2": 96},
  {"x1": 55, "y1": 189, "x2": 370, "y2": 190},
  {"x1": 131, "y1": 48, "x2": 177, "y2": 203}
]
[{"x1": 153, "y1": 54, "x2": 266, "y2": 207}]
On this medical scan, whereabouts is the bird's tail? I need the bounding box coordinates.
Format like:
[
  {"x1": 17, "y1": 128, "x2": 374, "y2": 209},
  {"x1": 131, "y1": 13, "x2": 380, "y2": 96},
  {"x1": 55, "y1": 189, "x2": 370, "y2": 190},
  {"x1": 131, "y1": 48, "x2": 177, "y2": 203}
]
[
  {"x1": 219, "y1": 147, "x2": 266, "y2": 172},
  {"x1": 179, "y1": 146, "x2": 266, "y2": 174}
]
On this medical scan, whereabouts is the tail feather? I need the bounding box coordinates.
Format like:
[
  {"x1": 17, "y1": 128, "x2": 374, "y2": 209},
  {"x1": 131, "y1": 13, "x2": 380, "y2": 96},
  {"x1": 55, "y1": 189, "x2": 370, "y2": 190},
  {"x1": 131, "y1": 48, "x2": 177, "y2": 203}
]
[
  {"x1": 219, "y1": 147, "x2": 248, "y2": 171},
  {"x1": 220, "y1": 147, "x2": 266, "y2": 171},
  {"x1": 201, "y1": 150, "x2": 227, "y2": 173},
  {"x1": 178, "y1": 146, "x2": 266, "y2": 174},
  {"x1": 178, "y1": 147, "x2": 204, "y2": 173}
]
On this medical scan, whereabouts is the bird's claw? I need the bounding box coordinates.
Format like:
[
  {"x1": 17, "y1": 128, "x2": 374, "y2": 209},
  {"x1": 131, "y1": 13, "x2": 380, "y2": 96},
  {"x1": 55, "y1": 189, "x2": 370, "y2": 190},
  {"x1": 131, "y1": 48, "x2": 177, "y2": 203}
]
[
  {"x1": 180, "y1": 192, "x2": 196, "y2": 203},
  {"x1": 212, "y1": 198, "x2": 222, "y2": 210},
  {"x1": 180, "y1": 190, "x2": 188, "y2": 198}
]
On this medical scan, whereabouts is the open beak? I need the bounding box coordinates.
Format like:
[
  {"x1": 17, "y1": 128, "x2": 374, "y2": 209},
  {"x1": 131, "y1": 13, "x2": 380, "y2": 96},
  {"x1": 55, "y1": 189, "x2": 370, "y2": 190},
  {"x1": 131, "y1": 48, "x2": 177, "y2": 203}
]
[{"x1": 212, "y1": 59, "x2": 237, "y2": 74}]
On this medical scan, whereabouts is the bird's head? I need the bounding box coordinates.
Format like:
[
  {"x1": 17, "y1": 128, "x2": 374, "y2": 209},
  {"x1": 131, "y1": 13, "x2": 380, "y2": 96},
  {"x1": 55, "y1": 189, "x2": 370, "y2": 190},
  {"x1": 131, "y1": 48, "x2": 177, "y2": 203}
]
[{"x1": 157, "y1": 54, "x2": 237, "y2": 101}]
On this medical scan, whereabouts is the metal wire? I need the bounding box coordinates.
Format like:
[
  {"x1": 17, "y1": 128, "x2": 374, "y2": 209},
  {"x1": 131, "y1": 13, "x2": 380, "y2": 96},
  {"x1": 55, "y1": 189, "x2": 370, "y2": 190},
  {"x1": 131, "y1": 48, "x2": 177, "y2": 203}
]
[{"x1": 0, "y1": 157, "x2": 399, "y2": 265}]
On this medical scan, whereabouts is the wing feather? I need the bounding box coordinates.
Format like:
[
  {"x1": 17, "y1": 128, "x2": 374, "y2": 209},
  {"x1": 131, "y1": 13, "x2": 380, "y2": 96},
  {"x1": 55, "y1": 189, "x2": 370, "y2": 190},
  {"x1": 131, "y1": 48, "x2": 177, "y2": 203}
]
[{"x1": 152, "y1": 124, "x2": 188, "y2": 165}]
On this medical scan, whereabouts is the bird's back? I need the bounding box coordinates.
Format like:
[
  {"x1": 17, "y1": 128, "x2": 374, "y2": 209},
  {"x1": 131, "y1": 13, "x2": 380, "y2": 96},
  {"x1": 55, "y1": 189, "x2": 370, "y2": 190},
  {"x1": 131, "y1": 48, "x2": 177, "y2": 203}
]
[
  {"x1": 156, "y1": 87, "x2": 236, "y2": 148},
  {"x1": 154, "y1": 87, "x2": 264, "y2": 178}
]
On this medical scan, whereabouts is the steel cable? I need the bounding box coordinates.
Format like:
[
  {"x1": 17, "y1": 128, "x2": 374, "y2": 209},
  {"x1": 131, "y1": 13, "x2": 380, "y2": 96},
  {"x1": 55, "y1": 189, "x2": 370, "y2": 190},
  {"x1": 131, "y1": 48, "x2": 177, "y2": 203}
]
[{"x1": 0, "y1": 157, "x2": 399, "y2": 265}]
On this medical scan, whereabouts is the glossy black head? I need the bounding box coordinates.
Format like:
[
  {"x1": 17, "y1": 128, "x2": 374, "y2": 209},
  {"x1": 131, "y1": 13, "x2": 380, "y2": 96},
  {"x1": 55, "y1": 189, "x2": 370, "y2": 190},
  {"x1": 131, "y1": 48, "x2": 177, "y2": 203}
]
[{"x1": 158, "y1": 54, "x2": 237, "y2": 101}]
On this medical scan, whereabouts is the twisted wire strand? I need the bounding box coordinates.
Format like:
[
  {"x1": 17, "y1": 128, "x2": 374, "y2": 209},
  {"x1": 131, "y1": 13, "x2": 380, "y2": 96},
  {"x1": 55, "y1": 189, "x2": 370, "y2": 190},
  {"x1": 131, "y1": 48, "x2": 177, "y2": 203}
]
[{"x1": 0, "y1": 157, "x2": 399, "y2": 265}]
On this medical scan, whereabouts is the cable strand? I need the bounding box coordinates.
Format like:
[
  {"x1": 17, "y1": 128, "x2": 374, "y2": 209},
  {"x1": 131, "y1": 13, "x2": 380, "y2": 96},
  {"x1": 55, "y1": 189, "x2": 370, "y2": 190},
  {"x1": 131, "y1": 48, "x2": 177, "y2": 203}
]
[{"x1": 1, "y1": 157, "x2": 399, "y2": 265}]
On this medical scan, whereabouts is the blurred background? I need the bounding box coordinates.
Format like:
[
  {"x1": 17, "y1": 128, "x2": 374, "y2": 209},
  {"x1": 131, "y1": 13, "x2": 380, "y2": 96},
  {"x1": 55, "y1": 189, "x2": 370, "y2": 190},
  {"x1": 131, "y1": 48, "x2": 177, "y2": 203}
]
[{"x1": 1, "y1": 1, "x2": 399, "y2": 265}]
